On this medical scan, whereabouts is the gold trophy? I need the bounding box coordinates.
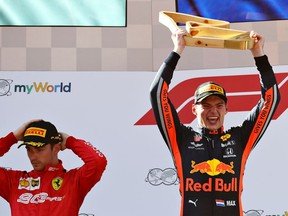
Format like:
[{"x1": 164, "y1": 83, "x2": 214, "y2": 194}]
[{"x1": 159, "y1": 11, "x2": 254, "y2": 50}]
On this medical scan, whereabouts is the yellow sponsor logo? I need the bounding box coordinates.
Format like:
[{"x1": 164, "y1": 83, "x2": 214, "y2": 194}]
[
  {"x1": 19, "y1": 179, "x2": 30, "y2": 188},
  {"x1": 220, "y1": 134, "x2": 231, "y2": 141},
  {"x1": 24, "y1": 127, "x2": 47, "y2": 138},
  {"x1": 198, "y1": 84, "x2": 224, "y2": 95},
  {"x1": 190, "y1": 159, "x2": 234, "y2": 176},
  {"x1": 52, "y1": 177, "x2": 63, "y2": 191}
]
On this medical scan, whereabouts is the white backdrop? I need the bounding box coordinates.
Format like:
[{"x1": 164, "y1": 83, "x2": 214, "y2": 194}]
[{"x1": 0, "y1": 66, "x2": 287, "y2": 216}]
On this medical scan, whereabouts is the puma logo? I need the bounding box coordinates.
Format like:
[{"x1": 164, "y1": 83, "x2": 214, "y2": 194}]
[{"x1": 188, "y1": 199, "x2": 198, "y2": 207}]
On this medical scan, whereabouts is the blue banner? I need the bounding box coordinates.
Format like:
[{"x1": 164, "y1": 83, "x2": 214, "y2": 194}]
[{"x1": 177, "y1": 0, "x2": 288, "y2": 22}]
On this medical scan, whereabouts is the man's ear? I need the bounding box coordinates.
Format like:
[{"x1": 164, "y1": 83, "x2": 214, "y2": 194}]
[
  {"x1": 53, "y1": 143, "x2": 61, "y2": 154},
  {"x1": 192, "y1": 104, "x2": 197, "y2": 115}
]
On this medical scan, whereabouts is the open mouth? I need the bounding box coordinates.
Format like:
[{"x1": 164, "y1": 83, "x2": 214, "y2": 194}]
[{"x1": 207, "y1": 116, "x2": 218, "y2": 124}]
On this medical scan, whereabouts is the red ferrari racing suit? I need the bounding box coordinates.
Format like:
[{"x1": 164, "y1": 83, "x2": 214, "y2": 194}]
[
  {"x1": 150, "y1": 52, "x2": 280, "y2": 216},
  {"x1": 0, "y1": 132, "x2": 107, "y2": 216}
]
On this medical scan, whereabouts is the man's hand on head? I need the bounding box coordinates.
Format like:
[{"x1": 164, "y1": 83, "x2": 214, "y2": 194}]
[
  {"x1": 59, "y1": 132, "x2": 70, "y2": 150},
  {"x1": 13, "y1": 119, "x2": 42, "y2": 141}
]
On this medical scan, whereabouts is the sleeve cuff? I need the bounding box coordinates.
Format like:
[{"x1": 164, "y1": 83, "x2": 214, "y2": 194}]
[{"x1": 65, "y1": 136, "x2": 76, "y2": 149}]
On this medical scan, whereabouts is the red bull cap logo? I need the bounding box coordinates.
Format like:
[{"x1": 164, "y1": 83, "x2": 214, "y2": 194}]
[{"x1": 190, "y1": 159, "x2": 234, "y2": 176}]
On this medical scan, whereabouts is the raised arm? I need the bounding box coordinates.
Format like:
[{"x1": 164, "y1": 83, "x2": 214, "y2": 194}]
[
  {"x1": 150, "y1": 29, "x2": 186, "y2": 147},
  {"x1": 62, "y1": 134, "x2": 107, "y2": 197},
  {"x1": 240, "y1": 32, "x2": 280, "y2": 150}
]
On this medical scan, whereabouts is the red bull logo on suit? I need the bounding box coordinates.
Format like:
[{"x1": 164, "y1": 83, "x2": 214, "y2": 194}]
[
  {"x1": 186, "y1": 159, "x2": 237, "y2": 192},
  {"x1": 190, "y1": 159, "x2": 234, "y2": 176}
]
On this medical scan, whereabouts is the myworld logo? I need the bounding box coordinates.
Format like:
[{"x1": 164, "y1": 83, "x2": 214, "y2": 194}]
[
  {"x1": 0, "y1": 80, "x2": 71, "y2": 95},
  {"x1": 135, "y1": 73, "x2": 288, "y2": 125},
  {"x1": 15, "y1": 82, "x2": 71, "y2": 94}
]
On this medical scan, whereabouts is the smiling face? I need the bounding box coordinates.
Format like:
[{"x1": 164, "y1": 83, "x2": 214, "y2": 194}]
[
  {"x1": 192, "y1": 95, "x2": 228, "y2": 131},
  {"x1": 26, "y1": 144, "x2": 60, "y2": 171}
]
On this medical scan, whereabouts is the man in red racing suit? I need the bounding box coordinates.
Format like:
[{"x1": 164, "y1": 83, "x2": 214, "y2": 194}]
[
  {"x1": 0, "y1": 120, "x2": 107, "y2": 216},
  {"x1": 150, "y1": 29, "x2": 280, "y2": 216}
]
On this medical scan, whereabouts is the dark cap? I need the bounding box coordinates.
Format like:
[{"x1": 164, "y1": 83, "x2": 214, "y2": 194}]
[
  {"x1": 18, "y1": 120, "x2": 62, "y2": 148},
  {"x1": 194, "y1": 81, "x2": 227, "y2": 104}
]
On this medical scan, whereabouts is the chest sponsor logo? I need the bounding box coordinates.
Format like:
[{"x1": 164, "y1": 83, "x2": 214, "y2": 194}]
[
  {"x1": 189, "y1": 142, "x2": 204, "y2": 150},
  {"x1": 223, "y1": 147, "x2": 236, "y2": 158},
  {"x1": 221, "y1": 140, "x2": 236, "y2": 148},
  {"x1": 186, "y1": 177, "x2": 238, "y2": 192},
  {"x1": 52, "y1": 177, "x2": 63, "y2": 191},
  {"x1": 17, "y1": 192, "x2": 63, "y2": 204},
  {"x1": 18, "y1": 177, "x2": 40, "y2": 191},
  {"x1": 194, "y1": 134, "x2": 202, "y2": 142},
  {"x1": 187, "y1": 159, "x2": 237, "y2": 192},
  {"x1": 220, "y1": 134, "x2": 237, "y2": 158},
  {"x1": 189, "y1": 135, "x2": 204, "y2": 150},
  {"x1": 190, "y1": 159, "x2": 234, "y2": 176},
  {"x1": 220, "y1": 134, "x2": 231, "y2": 142}
]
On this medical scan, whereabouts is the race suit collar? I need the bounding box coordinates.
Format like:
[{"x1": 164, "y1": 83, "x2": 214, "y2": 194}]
[
  {"x1": 199, "y1": 126, "x2": 224, "y2": 135},
  {"x1": 44, "y1": 159, "x2": 64, "y2": 172},
  {"x1": 31, "y1": 160, "x2": 65, "y2": 175}
]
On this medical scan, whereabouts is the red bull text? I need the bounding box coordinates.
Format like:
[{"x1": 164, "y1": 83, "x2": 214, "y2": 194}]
[
  {"x1": 187, "y1": 159, "x2": 237, "y2": 192},
  {"x1": 185, "y1": 177, "x2": 238, "y2": 192}
]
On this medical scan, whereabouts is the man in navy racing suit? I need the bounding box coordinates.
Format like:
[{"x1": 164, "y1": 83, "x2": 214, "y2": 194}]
[{"x1": 150, "y1": 29, "x2": 280, "y2": 216}]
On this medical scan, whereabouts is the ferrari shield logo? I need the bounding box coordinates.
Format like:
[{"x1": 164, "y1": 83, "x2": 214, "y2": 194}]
[{"x1": 52, "y1": 177, "x2": 63, "y2": 191}]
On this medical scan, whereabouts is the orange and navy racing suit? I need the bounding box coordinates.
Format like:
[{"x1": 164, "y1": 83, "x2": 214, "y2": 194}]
[
  {"x1": 0, "y1": 132, "x2": 107, "y2": 216},
  {"x1": 150, "y1": 51, "x2": 280, "y2": 216}
]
